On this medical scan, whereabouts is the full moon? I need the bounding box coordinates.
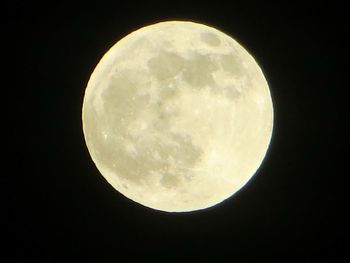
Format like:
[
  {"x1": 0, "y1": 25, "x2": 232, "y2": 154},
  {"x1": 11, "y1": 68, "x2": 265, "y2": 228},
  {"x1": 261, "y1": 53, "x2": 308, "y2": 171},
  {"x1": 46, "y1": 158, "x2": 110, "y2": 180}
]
[{"x1": 82, "y1": 21, "x2": 273, "y2": 212}]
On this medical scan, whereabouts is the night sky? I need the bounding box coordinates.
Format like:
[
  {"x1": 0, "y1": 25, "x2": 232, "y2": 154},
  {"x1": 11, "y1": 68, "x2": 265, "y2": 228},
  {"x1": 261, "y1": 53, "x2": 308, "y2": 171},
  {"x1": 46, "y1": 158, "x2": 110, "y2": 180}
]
[{"x1": 7, "y1": 1, "x2": 347, "y2": 262}]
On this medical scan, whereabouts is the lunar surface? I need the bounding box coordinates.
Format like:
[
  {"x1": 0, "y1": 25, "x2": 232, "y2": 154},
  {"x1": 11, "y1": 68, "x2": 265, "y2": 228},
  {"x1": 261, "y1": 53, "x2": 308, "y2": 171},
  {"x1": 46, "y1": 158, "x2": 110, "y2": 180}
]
[{"x1": 82, "y1": 21, "x2": 273, "y2": 212}]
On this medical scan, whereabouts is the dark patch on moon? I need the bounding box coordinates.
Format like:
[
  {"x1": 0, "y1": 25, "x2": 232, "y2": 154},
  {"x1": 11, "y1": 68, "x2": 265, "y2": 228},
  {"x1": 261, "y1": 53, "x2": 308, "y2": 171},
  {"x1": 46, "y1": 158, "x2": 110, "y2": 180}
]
[
  {"x1": 182, "y1": 53, "x2": 218, "y2": 88},
  {"x1": 200, "y1": 31, "x2": 221, "y2": 46},
  {"x1": 147, "y1": 49, "x2": 219, "y2": 89},
  {"x1": 148, "y1": 51, "x2": 185, "y2": 81},
  {"x1": 220, "y1": 53, "x2": 244, "y2": 77}
]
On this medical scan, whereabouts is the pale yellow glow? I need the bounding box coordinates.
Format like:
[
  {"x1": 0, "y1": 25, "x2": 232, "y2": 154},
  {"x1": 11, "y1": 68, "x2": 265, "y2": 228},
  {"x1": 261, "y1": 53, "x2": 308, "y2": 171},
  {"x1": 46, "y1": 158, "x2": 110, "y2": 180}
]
[{"x1": 82, "y1": 21, "x2": 274, "y2": 212}]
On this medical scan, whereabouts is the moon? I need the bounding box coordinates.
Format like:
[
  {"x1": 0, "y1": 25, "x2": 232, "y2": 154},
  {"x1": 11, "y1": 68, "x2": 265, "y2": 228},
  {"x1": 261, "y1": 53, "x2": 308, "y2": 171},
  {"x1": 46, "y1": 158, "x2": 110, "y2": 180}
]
[{"x1": 82, "y1": 21, "x2": 273, "y2": 212}]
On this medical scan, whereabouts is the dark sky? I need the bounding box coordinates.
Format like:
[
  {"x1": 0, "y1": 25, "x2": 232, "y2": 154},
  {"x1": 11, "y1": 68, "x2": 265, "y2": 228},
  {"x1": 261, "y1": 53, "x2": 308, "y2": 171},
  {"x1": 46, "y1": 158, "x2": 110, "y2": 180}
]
[{"x1": 7, "y1": 1, "x2": 347, "y2": 262}]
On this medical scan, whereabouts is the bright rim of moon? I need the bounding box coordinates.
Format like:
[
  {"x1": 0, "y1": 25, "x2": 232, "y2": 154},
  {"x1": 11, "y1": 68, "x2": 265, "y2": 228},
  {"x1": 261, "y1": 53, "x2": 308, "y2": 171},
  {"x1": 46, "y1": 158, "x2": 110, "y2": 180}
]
[{"x1": 82, "y1": 21, "x2": 273, "y2": 212}]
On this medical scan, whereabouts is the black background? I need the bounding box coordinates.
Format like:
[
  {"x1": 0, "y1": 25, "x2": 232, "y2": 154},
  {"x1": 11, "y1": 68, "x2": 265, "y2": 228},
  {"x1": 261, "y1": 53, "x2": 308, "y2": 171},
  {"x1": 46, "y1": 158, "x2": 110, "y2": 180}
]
[{"x1": 7, "y1": 1, "x2": 348, "y2": 262}]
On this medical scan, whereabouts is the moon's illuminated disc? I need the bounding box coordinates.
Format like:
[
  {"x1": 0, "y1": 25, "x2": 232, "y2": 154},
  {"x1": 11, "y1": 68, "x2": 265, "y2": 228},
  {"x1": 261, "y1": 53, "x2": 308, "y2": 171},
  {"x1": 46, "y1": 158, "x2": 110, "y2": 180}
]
[{"x1": 82, "y1": 21, "x2": 273, "y2": 212}]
